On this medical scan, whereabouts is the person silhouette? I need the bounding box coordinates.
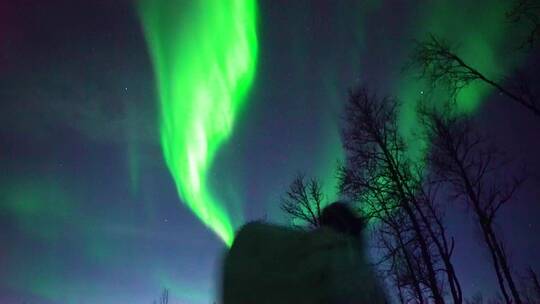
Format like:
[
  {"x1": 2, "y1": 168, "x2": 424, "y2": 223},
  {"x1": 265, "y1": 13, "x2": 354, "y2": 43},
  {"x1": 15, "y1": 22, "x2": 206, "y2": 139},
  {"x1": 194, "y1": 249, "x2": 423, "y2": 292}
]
[{"x1": 221, "y1": 201, "x2": 387, "y2": 304}]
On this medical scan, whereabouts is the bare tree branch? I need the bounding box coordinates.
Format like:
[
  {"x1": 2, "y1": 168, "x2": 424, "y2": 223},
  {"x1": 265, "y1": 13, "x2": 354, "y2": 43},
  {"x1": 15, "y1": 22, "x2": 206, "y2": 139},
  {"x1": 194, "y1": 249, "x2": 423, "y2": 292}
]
[
  {"x1": 420, "y1": 107, "x2": 524, "y2": 304},
  {"x1": 281, "y1": 174, "x2": 324, "y2": 228},
  {"x1": 339, "y1": 86, "x2": 463, "y2": 303},
  {"x1": 409, "y1": 34, "x2": 540, "y2": 117},
  {"x1": 507, "y1": 0, "x2": 540, "y2": 49}
]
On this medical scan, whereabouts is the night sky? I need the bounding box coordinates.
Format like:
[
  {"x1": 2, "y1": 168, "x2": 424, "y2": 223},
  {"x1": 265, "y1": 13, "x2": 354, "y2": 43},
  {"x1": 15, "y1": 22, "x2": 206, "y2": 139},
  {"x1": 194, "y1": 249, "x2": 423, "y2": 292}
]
[{"x1": 1, "y1": 1, "x2": 540, "y2": 303}]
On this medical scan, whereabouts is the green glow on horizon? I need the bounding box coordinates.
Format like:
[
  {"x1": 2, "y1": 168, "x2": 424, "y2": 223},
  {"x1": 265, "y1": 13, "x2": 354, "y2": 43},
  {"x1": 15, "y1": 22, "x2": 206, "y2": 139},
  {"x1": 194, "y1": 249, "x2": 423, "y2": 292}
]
[
  {"x1": 137, "y1": 0, "x2": 258, "y2": 245},
  {"x1": 0, "y1": 179, "x2": 72, "y2": 239},
  {"x1": 156, "y1": 271, "x2": 210, "y2": 304}
]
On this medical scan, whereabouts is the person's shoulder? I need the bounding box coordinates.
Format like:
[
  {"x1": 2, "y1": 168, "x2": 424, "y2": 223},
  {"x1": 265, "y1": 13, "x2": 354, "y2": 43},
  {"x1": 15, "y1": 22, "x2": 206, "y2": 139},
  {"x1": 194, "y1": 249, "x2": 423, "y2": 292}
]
[
  {"x1": 239, "y1": 220, "x2": 267, "y2": 231},
  {"x1": 239, "y1": 220, "x2": 311, "y2": 235},
  {"x1": 233, "y1": 221, "x2": 267, "y2": 243},
  {"x1": 234, "y1": 221, "x2": 303, "y2": 243}
]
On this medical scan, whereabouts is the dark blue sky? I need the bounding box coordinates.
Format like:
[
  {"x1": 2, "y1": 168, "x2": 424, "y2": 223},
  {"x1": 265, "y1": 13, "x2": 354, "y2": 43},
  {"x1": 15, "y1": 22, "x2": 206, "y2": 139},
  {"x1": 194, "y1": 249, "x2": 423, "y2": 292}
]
[{"x1": 1, "y1": 1, "x2": 539, "y2": 303}]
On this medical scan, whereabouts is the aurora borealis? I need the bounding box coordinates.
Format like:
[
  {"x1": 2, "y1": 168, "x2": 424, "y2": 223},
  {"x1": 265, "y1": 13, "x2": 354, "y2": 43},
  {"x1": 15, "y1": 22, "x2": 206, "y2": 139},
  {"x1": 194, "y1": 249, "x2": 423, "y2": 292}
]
[
  {"x1": 395, "y1": 0, "x2": 521, "y2": 163},
  {"x1": 137, "y1": 0, "x2": 258, "y2": 246},
  {"x1": 1, "y1": 1, "x2": 540, "y2": 304}
]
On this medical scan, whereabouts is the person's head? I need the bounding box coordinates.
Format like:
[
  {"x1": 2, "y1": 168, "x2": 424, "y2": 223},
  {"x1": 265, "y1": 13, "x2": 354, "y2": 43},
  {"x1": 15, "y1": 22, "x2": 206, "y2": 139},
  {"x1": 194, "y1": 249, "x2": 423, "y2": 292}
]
[{"x1": 319, "y1": 201, "x2": 365, "y2": 237}]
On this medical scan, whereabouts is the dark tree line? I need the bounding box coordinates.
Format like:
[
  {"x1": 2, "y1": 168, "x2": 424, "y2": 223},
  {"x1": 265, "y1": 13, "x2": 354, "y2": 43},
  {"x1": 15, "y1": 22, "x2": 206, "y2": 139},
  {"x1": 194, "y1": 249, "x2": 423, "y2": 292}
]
[
  {"x1": 421, "y1": 107, "x2": 525, "y2": 304},
  {"x1": 282, "y1": 86, "x2": 535, "y2": 303},
  {"x1": 337, "y1": 89, "x2": 460, "y2": 304},
  {"x1": 281, "y1": 2, "x2": 539, "y2": 303}
]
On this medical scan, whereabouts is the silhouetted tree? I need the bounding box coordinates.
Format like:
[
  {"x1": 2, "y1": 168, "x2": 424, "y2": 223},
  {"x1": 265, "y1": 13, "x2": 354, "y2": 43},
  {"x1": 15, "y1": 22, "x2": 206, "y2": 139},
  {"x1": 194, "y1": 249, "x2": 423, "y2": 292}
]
[
  {"x1": 507, "y1": 0, "x2": 540, "y2": 49},
  {"x1": 280, "y1": 174, "x2": 324, "y2": 228},
  {"x1": 420, "y1": 107, "x2": 524, "y2": 304},
  {"x1": 519, "y1": 267, "x2": 540, "y2": 303},
  {"x1": 373, "y1": 206, "x2": 430, "y2": 303},
  {"x1": 409, "y1": 34, "x2": 540, "y2": 117},
  {"x1": 416, "y1": 180, "x2": 463, "y2": 304},
  {"x1": 152, "y1": 288, "x2": 169, "y2": 304},
  {"x1": 339, "y1": 87, "x2": 462, "y2": 303},
  {"x1": 529, "y1": 268, "x2": 540, "y2": 300}
]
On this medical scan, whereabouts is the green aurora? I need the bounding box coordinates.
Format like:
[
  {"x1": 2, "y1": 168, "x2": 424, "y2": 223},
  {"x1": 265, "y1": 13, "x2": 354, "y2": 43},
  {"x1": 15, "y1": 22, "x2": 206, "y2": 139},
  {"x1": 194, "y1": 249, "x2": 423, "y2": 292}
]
[
  {"x1": 137, "y1": 0, "x2": 258, "y2": 245},
  {"x1": 396, "y1": 0, "x2": 518, "y2": 162},
  {"x1": 137, "y1": 0, "x2": 522, "y2": 230},
  {"x1": 349, "y1": 0, "x2": 523, "y2": 217}
]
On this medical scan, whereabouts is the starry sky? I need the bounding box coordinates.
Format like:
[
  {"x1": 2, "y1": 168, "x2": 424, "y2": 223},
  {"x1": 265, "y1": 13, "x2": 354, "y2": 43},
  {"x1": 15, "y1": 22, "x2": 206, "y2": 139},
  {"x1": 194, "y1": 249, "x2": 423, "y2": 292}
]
[{"x1": 1, "y1": 1, "x2": 539, "y2": 303}]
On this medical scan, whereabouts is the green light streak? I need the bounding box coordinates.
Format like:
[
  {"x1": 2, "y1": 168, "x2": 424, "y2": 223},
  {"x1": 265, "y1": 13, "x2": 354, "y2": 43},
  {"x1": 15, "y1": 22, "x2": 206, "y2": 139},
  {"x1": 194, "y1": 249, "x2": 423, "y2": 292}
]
[{"x1": 137, "y1": 0, "x2": 258, "y2": 245}]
